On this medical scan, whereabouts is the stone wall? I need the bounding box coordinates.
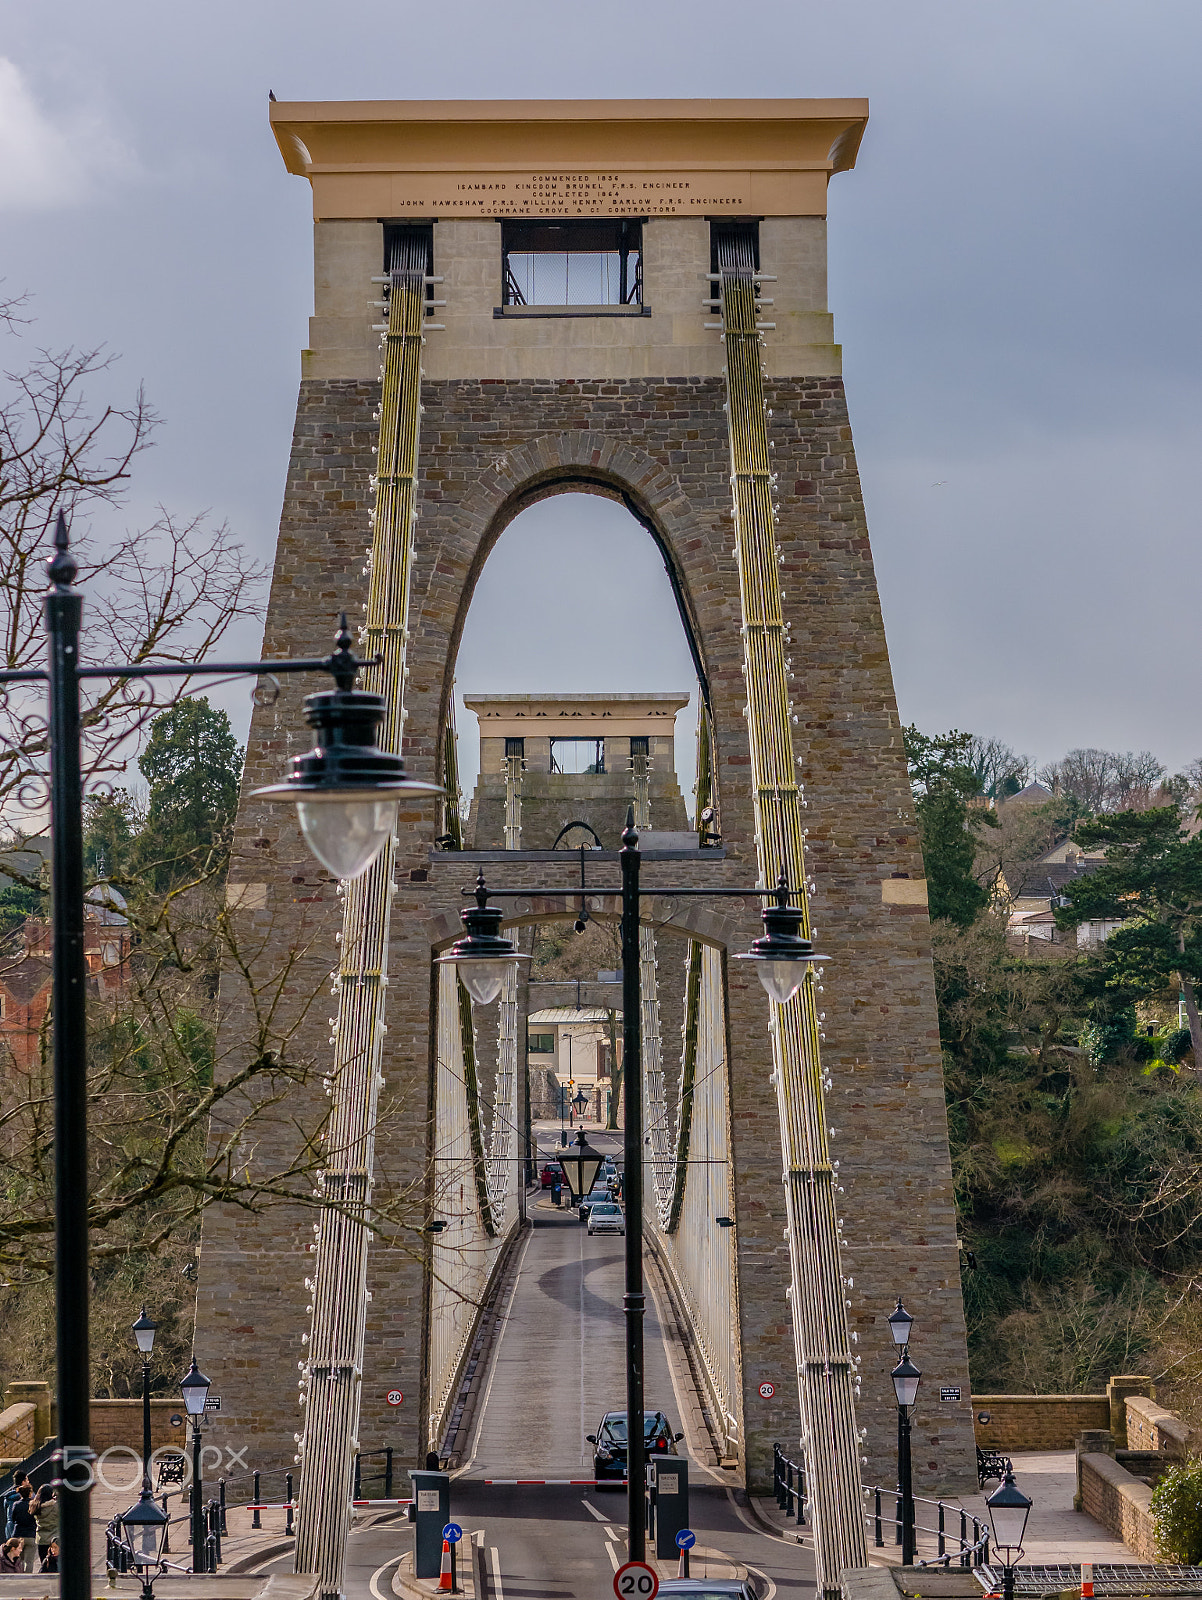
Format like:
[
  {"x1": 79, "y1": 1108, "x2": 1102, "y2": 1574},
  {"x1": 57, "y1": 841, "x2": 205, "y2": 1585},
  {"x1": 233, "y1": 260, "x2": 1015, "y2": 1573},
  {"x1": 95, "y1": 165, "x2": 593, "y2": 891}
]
[
  {"x1": 1079, "y1": 1453, "x2": 1159, "y2": 1560},
  {"x1": 0, "y1": 1403, "x2": 37, "y2": 1466},
  {"x1": 197, "y1": 361, "x2": 975, "y2": 1493},
  {"x1": 90, "y1": 1400, "x2": 188, "y2": 1457},
  {"x1": 1126, "y1": 1394, "x2": 1194, "y2": 1458},
  {"x1": 973, "y1": 1395, "x2": 1110, "y2": 1451}
]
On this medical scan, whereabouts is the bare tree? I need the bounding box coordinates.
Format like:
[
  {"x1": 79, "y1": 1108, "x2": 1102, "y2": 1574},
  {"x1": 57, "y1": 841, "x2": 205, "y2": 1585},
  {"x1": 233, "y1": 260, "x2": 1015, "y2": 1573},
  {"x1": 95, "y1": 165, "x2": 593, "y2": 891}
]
[
  {"x1": 1038, "y1": 747, "x2": 1166, "y2": 814},
  {"x1": 0, "y1": 302, "x2": 266, "y2": 816}
]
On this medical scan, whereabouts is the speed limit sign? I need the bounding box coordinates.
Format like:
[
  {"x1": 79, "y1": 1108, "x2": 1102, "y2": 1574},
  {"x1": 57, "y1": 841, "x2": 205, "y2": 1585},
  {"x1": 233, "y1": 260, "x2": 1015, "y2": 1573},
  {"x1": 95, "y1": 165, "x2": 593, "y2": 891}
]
[
  {"x1": 614, "y1": 1560, "x2": 659, "y2": 1600},
  {"x1": 386, "y1": 1389, "x2": 404, "y2": 1407},
  {"x1": 759, "y1": 1382, "x2": 775, "y2": 1399}
]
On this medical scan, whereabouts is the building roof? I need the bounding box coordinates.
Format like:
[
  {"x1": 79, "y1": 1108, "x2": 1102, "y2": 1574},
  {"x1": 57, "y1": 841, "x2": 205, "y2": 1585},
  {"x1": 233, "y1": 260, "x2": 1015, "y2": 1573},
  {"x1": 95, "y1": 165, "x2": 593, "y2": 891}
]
[
  {"x1": 528, "y1": 1007, "x2": 614, "y2": 1025},
  {"x1": 1004, "y1": 782, "x2": 1055, "y2": 807}
]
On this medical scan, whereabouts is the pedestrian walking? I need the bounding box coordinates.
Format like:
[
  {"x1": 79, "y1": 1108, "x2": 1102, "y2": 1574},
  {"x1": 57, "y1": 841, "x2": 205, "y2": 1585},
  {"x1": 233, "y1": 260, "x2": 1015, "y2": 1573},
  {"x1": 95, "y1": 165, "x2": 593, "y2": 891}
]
[
  {"x1": 1, "y1": 1471, "x2": 28, "y2": 1538},
  {"x1": 0, "y1": 1538, "x2": 25, "y2": 1573},
  {"x1": 32, "y1": 1484, "x2": 58, "y2": 1565},
  {"x1": 8, "y1": 1486, "x2": 36, "y2": 1570}
]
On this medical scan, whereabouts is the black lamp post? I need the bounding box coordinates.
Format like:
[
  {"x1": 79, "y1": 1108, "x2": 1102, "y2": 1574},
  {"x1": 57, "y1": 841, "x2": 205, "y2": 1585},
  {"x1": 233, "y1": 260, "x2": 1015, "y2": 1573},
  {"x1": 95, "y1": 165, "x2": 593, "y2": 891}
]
[
  {"x1": 571, "y1": 1086, "x2": 589, "y2": 1125},
  {"x1": 180, "y1": 1357, "x2": 211, "y2": 1571},
  {"x1": 131, "y1": 1307, "x2": 158, "y2": 1485},
  {"x1": 557, "y1": 1128, "x2": 605, "y2": 1207},
  {"x1": 986, "y1": 1468, "x2": 1032, "y2": 1600},
  {"x1": 116, "y1": 1483, "x2": 170, "y2": 1600},
  {"x1": 0, "y1": 514, "x2": 440, "y2": 1600},
  {"x1": 891, "y1": 1350, "x2": 921, "y2": 1564},
  {"x1": 442, "y1": 814, "x2": 825, "y2": 1560}
]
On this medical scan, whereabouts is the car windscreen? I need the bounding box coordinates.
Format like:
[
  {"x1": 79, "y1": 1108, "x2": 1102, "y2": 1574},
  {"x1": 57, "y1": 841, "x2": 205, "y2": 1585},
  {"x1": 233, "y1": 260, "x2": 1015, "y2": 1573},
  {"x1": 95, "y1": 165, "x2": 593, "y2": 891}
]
[
  {"x1": 602, "y1": 1412, "x2": 665, "y2": 1443},
  {"x1": 592, "y1": 1205, "x2": 619, "y2": 1216}
]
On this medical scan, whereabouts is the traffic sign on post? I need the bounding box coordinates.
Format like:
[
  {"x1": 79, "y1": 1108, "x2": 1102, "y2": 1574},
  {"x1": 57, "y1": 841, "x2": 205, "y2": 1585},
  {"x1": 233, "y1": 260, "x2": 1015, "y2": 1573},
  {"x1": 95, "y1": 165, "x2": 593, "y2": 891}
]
[
  {"x1": 386, "y1": 1390, "x2": 404, "y2": 1406},
  {"x1": 675, "y1": 1530, "x2": 696, "y2": 1550},
  {"x1": 442, "y1": 1523, "x2": 463, "y2": 1544},
  {"x1": 614, "y1": 1560, "x2": 658, "y2": 1600}
]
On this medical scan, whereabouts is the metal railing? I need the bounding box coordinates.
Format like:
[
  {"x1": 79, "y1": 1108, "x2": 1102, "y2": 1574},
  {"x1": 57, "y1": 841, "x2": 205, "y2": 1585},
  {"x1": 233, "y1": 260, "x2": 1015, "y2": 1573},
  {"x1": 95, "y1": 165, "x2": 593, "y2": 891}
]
[{"x1": 773, "y1": 1443, "x2": 991, "y2": 1570}]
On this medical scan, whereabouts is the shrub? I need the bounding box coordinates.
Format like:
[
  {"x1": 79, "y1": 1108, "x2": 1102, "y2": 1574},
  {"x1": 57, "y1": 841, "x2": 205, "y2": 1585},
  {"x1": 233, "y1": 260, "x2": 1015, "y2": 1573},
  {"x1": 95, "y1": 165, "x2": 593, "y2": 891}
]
[{"x1": 1151, "y1": 1457, "x2": 1202, "y2": 1564}]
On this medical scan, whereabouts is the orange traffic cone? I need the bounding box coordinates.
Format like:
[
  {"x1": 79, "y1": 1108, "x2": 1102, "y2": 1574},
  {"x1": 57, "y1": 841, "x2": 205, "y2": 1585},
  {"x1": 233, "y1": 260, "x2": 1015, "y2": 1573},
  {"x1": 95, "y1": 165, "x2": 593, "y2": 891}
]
[
  {"x1": 1082, "y1": 1565, "x2": 1094, "y2": 1600},
  {"x1": 677, "y1": 1548, "x2": 691, "y2": 1578},
  {"x1": 438, "y1": 1540, "x2": 454, "y2": 1593}
]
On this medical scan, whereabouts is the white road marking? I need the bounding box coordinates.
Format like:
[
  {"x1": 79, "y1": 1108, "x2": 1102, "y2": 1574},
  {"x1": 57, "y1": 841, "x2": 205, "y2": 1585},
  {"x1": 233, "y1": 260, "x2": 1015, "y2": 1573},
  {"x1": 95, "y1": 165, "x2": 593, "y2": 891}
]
[
  {"x1": 452, "y1": 1225, "x2": 535, "y2": 1478},
  {"x1": 369, "y1": 1554, "x2": 403, "y2": 1600},
  {"x1": 605, "y1": 1527, "x2": 620, "y2": 1542},
  {"x1": 747, "y1": 1563, "x2": 778, "y2": 1600},
  {"x1": 605, "y1": 1542, "x2": 620, "y2": 1572},
  {"x1": 491, "y1": 1546, "x2": 504, "y2": 1600},
  {"x1": 581, "y1": 1498, "x2": 608, "y2": 1523}
]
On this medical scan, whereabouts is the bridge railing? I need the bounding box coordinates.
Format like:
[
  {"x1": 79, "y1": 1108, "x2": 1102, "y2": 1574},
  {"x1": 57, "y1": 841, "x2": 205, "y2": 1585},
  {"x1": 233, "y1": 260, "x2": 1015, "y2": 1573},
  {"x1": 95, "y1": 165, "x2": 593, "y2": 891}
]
[{"x1": 773, "y1": 1444, "x2": 992, "y2": 1570}]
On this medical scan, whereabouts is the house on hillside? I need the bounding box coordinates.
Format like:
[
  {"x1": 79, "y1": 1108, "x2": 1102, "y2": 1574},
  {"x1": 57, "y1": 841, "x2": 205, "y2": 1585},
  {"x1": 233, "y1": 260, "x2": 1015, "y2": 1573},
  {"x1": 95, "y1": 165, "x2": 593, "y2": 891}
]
[
  {"x1": 0, "y1": 887, "x2": 133, "y2": 1073},
  {"x1": 998, "y1": 848, "x2": 1120, "y2": 949}
]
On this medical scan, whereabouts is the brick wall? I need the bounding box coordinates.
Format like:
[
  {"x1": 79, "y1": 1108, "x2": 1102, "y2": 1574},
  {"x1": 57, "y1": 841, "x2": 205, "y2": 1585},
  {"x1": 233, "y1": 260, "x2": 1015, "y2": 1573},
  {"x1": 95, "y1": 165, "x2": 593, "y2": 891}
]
[
  {"x1": 973, "y1": 1395, "x2": 1110, "y2": 1450},
  {"x1": 1126, "y1": 1395, "x2": 1194, "y2": 1458},
  {"x1": 0, "y1": 1403, "x2": 37, "y2": 1465},
  {"x1": 1080, "y1": 1452, "x2": 1159, "y2": 1560},
  {"x1": 197, "y1": 369, "x2": 975, "y2": 1494},
  {"x1": 89, "y1": 1400, "x2": 189, "y2": 1457}
]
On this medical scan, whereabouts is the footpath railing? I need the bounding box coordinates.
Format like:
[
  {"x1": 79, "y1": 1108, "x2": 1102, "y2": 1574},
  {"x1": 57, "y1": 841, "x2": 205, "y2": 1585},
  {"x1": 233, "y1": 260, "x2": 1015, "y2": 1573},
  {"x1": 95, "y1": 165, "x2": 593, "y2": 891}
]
[
  {"x1": 773, "y1": 1443, "x2": 992, "y2": 1570},
  {"x1": 103, "y1": 1449, "x2": 411, "y2": 1576}
]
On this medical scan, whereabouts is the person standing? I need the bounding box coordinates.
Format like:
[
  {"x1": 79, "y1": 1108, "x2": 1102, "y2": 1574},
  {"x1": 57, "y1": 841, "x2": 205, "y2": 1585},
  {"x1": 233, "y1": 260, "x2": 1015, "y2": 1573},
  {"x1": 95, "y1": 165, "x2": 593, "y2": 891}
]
[
  {"x1": 1, "y1": 1470, "x2": 29, "y2": 1538},
  {"x1": 0, "y1": 1538, "x2": 25, "y2": 1573},
  {"x1": 8, "y1": 1487, "x2": 36, "y2": 1571},
  {"x1": 31, "y1": 1485, "x2": 57, "y2": 1567}
]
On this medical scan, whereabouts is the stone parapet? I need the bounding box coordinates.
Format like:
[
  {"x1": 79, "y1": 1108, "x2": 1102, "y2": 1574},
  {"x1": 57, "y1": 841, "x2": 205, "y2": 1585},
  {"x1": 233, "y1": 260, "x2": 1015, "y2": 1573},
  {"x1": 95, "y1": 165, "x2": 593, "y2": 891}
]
[
  {"x1": 1078, "y1": 1451, "x2": 1158, "y2": 1560},
  {"x1": 973, "y1": 1394, "x2": 1111, "y2": 1451},
  {"x1": 1126, "y1": 1394, "x2": 1194, "y2": 1458},
  {"x1": 0, "y1": 1402, "x2": 37, "y2": 1466}
]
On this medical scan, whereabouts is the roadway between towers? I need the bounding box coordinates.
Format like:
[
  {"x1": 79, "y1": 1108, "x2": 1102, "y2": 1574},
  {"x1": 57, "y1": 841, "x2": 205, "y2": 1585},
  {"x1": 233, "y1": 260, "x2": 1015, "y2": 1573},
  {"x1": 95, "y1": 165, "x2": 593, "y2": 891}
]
[{"x1": 288, "y1": 1125, "x2": 817, "y2": 1600}]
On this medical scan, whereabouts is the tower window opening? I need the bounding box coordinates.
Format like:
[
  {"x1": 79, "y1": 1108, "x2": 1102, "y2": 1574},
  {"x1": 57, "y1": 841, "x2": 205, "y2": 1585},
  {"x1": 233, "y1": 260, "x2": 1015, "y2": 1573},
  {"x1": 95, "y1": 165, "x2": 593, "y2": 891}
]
[
  {"x1": 502, "y1": 219, "x2": 642, "y2": 307},
  {"x1": 710, "y1": 219, "x2": 760, "y2": 276},
  {"x1": 382, "y1": 223, "x2": 435, "y2": 303},
  {"x1": 630, "y1": 737, "x2": 649, "y2": 759},
  {"x1": 504, "y1": 737, "x2": 525, "y2": 761},
  {"x1": 550, "y1": 738, "x2": 606, "y2": 775}
]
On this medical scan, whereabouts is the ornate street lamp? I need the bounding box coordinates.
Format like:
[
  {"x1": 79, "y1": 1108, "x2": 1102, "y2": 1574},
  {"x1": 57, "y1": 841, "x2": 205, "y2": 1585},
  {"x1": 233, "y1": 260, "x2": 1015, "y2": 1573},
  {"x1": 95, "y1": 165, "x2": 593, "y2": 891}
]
[
  {"x1": 180, "y1": 1358, "x2": 211, "y2": 1572},
  {"x1": 986, "y1": 1468, "x2": 1033, "y2": 1600},
  {"x1": 557, "y1": 1128, "x2": 605, "y2": 1206},
  {"x1": 253, "y1": 620, "x2": 441, "y2": 880},
  {"x1": 734, "y1": 873, "x2": 830, "y2": 1003},
  {"x1": 888, "y1": 1297, "x2": 914, "y2": 1350},
  {"x1": 131, "y1": 1307, "x2": 158, "y2": 1486},
  {"x1": 116, "y1": 1485, "x2": 170, "y2": 1600},
  {"x1": 435, "y1": 872, "x2": 529, "y2": 1005},
  {"x1": 891, "y1": 1348, "x2": 921, "y2": 1564}
]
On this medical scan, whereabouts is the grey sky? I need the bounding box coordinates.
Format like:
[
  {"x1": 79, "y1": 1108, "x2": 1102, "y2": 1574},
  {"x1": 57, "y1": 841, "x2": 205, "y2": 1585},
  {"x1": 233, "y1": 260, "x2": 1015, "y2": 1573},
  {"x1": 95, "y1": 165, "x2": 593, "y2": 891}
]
[{"x1": 3, "y1": 0, "x2": 1199, "y2": 798}]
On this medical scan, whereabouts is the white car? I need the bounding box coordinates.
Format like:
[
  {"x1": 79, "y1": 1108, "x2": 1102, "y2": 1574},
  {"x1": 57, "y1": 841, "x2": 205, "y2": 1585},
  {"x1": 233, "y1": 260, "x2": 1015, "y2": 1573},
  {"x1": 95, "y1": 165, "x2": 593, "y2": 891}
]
[{"x1": 587, "y1": 1202, "x2": 625, "y2": 1236}]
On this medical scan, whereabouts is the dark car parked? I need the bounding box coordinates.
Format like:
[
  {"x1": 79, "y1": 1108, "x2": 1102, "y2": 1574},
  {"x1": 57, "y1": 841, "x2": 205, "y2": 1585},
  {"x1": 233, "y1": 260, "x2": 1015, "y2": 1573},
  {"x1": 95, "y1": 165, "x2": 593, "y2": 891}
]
[{"x1": 586, "y1": 1409, "x2": 683, "y2": 1485}]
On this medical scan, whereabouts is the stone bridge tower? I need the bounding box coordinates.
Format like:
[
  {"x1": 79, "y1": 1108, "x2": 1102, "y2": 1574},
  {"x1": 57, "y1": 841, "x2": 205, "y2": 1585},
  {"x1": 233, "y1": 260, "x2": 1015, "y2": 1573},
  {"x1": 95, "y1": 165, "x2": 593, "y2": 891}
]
[{"x1": 194, "y1": 98, "x2": 976, "y2": 1511}]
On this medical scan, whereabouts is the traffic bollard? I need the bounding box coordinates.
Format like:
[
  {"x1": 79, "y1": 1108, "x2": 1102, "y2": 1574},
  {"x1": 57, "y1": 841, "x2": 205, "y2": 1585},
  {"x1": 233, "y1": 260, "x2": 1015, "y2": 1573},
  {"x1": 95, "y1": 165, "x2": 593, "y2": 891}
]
[
  {"x1": 220, "y1": 1477, "x2": 228, "y2": 1535},
  {"x1": 252, "y1": 1472, "x2": 261, "y2": 1530},
  {"x1": 285, "y1": 1473, "x2": 295, "y2": 1537},
  {"x1": 161, "y1": 1495, "x2": 170, "y2": 1555}
]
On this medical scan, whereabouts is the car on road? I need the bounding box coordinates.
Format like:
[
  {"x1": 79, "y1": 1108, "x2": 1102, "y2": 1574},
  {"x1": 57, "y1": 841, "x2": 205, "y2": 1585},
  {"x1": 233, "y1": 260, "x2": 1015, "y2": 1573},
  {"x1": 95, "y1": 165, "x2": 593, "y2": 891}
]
[
  {"x1": 586, "y1": 1409, "x2": 683, "y2": 1485},
  {"x1": 586, "y1": 1201, "x2": 625, "y2": 1236},
  {"x1": 578, "y1": 1184, "x2": 612, "y2": 1221},
  {"x1": 539, "y1": 1163, "x2": 562, "y2": 1188},
  {"x1": 658, "y1": 1583, "x2": 760, "y2": 1600}
]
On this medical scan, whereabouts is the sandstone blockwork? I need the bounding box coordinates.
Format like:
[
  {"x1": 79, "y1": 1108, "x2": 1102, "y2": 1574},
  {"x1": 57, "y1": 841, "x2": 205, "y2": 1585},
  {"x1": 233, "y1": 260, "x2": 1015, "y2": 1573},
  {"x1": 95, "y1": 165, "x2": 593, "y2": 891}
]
[{"x1": 195, "y1": 369, "x2": 977, "y2": 1495}]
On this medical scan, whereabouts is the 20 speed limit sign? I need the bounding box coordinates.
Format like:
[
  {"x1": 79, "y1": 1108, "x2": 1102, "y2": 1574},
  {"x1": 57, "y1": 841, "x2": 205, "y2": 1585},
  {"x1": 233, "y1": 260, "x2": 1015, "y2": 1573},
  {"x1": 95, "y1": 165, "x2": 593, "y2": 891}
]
[
  {"x1": 385, "y1": 1389, "x2": 404, "y2": 1407},
  {"x1": 614, "y1": 1560, "x2": 658, "y2": 1600}
]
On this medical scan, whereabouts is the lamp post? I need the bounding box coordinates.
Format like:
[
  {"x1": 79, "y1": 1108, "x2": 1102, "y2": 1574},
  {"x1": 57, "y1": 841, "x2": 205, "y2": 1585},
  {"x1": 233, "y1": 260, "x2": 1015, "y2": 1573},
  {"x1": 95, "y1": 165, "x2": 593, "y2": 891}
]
[
  {"x1": 572, "y1": 1087, "x2": 588, "y2": 1126},
  {"x1": 557, "y1": 1128, "x2": 605, "y2": 1208},
  {"x1": 440, "y1": 816, "x2": 824, "y2": 1560},
  {"x1": 131, "y1": 1307, "x2": 158, "y2": 1486},
  {"x1": 986, "y1": 1468, "x2": 1032, "y2": 1600},
  {"x1": 0, "y1": 514, "x2": 440, "y2": 1600},
  {"x1": 116, "y1": 1483, "x2": 170, "y2": 1600},
  {"x1": 180, "y1": 1358, "x2": 211, "y2": 1571},
  {"x1": 891, "y1": 1350, "x2": 921, "y2": 1564}
]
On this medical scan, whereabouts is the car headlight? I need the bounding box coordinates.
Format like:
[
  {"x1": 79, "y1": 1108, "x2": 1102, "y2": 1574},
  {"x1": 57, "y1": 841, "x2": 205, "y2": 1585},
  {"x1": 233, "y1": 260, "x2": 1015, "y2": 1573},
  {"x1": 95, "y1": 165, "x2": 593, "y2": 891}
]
[{"x1": 596, "y1": 1445, "x2": 612, "y2": 1460}]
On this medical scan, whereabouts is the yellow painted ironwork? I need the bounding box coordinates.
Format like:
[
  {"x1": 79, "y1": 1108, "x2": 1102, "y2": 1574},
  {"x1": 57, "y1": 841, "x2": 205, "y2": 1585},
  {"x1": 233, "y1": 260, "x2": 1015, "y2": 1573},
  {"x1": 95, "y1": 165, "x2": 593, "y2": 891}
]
[{"x1": 717, "y1": 231, "x2": 868, "y2": 1598}]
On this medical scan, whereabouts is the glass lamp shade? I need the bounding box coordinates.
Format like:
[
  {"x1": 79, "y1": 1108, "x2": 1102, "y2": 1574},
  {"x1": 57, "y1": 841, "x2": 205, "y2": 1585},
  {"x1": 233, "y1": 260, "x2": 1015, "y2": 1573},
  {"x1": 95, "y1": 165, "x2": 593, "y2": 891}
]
[
  {"x1": 456, "y1": 957, "x2": 518, "y2": 1008},
  {"x1": 295, "y1": 794, "x2": 399, "y2": 882},
  {"x1": 180, "y1": 1356, "x2": 211, "y2": 1418},
  {"x1": 986, "y1": 1470, "x2": 1032, "y2": 1557},
  {"x1": 558, "y1": 1131, "x2": 605, "y2": 1200},
  {"x1": 888, "y1": 1297, "x2": 915, "y2": 1348},
  {"x1": 132, "y1": 1305, "x2": 158, "y2": 1356},
  {"x1": 891, "y1": 1353, "x2": 922, "y2": 1409},
  {"x1": 734, "y1": 879, "x2": 829, "y2": 1005},
  {"x1": 253, "y1": 664, "x2": 441, "y2": 881},
  {"x1": 437, "y1": 872, "x2": 530, "y2": 1006},
  {"x1": 119, "y1": 1486, "x2": 170, "y2": 1567}
]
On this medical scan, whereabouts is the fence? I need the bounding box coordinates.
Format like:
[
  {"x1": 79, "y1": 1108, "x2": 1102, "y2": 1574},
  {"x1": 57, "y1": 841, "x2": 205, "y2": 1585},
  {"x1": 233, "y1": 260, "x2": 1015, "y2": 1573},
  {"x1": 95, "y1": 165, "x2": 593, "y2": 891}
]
[{"x1": 772, "y1": 1444, "x2": 992, "y2": 1571}]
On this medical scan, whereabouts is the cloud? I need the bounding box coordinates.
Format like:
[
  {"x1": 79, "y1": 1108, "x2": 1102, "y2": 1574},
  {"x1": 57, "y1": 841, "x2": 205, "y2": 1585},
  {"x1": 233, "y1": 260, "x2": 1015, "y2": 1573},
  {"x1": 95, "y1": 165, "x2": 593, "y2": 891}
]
[{"x1": 0, "y1": 56, "x2": 134, "y2": 211}]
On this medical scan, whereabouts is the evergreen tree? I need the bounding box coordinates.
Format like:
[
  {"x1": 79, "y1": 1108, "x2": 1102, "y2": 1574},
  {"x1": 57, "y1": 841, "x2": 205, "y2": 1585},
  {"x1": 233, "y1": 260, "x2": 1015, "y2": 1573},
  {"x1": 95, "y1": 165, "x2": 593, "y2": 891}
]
[
  {"x1": 136, "y1": 699, "x2": 242, "y2": 886},
  {"x1": 903, "y1": 726, "x2": 996, "y2": 927}
]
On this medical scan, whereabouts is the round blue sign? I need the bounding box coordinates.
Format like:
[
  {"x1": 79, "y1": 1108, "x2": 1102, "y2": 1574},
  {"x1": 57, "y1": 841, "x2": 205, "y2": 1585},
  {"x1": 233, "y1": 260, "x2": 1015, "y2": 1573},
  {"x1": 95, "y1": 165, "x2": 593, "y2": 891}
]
[
  {"x1": 443, "y1": 1523, "x2": 463, "y2": 1544},
  {"x1": 675, "y1": 1530, "x2": 696, "y2": 1550}
]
